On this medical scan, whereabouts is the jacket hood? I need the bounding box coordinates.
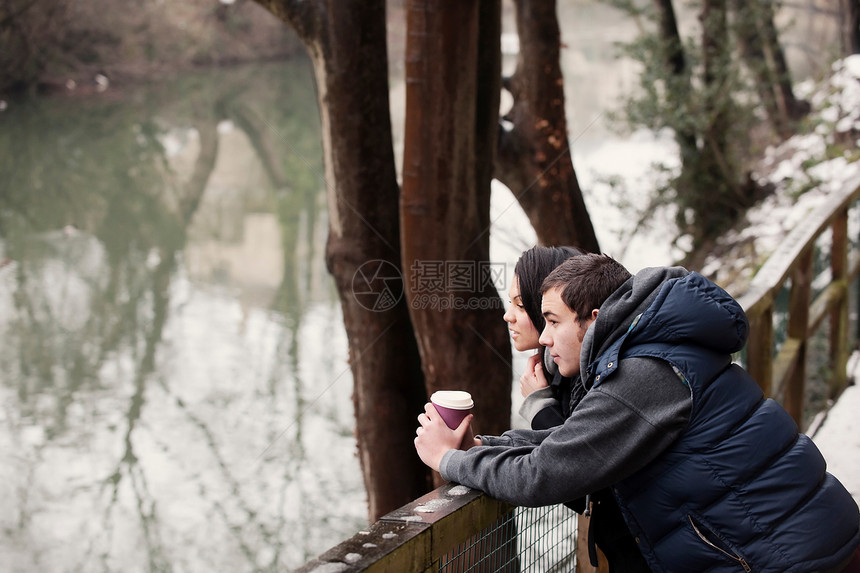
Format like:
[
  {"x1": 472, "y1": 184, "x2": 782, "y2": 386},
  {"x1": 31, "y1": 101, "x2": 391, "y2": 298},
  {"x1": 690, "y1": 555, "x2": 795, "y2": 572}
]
[{"x1": 583, "y1": 267, "x2": 748, "y2": 372}]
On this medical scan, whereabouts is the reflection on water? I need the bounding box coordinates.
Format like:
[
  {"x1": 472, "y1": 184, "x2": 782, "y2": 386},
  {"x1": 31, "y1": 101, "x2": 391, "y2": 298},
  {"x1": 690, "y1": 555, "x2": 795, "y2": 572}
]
[{"x1": 0, "y1": 59, "x2": 367, "y2": 572}]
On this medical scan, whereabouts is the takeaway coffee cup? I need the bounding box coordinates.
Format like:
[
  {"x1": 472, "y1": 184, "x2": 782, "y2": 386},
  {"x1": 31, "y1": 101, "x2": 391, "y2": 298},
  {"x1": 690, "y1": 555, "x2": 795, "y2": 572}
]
[{"x1": 430, "y1": 391, "x2": 474, "y2": 429}]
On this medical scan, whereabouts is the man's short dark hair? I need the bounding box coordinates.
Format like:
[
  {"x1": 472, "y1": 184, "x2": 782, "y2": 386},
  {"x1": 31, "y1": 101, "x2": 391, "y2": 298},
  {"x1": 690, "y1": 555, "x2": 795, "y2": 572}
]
[
  {"x1": 514, "y1": 245, "x2": 584, "y2": 333},
  {"x1": 540, "y1": 253, "x2": 632, "y2": 324}
]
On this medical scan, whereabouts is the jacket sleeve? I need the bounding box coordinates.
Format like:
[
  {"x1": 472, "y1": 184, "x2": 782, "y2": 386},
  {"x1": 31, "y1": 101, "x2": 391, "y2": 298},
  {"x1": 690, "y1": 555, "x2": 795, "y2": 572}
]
[
  {"x1": 519, "y1": 387, "x2": 566, "y2": 430},
  {"x1": 440, "y1": 357, "x2": 691, "y2": 507}
]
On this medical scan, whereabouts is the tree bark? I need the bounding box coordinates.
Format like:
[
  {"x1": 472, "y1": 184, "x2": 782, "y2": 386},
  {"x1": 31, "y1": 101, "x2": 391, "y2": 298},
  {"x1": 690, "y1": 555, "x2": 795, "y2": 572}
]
[
  {"x1": 495, "y1": 0, "x2": 600, "y2": 252},
  {"x1": 401, "y1": 0, "x2": 511, "y2": 448},
  {"x1": 842, "y1": 0, "x2": 860, "y2": 55},
  {"x1": 253, "y1": 0, "x2": 431, "y2": 521},
  {"x1": 730, "y1": 0, "x2": 788, "y2": 136},
  {"x1": 731, "y1": 0, "x2": 809, "y2": 136},
  {"x1": 652, "y1": 0, "x2": 698, "y2": 173},
  {"x1": 694, "y1": 0, "x2": 747, "y2": 244},
  {"x1": 755, "y1": 0, "x2": 809, "y2": 122},
  {"x1": 653, "y1": 0, "x2": 686, "y2": 76}
]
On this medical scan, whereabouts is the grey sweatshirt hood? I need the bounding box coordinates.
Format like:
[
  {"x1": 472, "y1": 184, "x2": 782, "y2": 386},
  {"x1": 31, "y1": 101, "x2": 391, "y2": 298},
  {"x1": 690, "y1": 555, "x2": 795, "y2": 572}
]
[{"x1": 580, "y1": 266, "x2": 689, "y2": 389}]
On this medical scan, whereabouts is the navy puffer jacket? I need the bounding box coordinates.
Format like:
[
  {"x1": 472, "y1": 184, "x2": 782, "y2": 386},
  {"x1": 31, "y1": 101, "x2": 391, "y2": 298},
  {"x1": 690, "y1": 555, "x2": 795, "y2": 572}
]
[{"x1": 590, "y1": 272, "x2": 860, "y2": 572}]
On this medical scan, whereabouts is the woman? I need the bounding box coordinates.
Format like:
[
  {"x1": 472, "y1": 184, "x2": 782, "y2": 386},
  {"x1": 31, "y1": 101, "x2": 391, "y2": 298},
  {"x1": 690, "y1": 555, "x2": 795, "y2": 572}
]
[{"x1": 504, "y1": 245, "x2": 583, "y2": 429}]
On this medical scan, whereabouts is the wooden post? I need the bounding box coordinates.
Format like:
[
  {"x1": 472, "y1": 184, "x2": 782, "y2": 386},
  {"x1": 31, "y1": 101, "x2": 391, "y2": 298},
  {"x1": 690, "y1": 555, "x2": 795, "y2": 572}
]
[
  {"x1": 784, "y1": 248, "x2": 813, "y2": 426},
  {"x1": 746, "y1": 307, "x2": 774, "y2": 397},
  {"x1": 830, "y1": 210, "x2": 850, "y2": 398}
]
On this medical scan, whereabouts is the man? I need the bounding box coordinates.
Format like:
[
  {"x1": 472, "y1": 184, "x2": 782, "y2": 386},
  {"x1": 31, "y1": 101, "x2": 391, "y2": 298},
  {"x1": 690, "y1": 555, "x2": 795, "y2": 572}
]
[{"x1": 415, "y1": 254, "x2": 860, "y2": 572}]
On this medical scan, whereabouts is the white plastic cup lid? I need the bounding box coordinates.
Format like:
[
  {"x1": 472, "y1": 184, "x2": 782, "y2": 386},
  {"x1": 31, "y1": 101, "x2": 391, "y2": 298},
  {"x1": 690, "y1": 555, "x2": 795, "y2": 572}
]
[{"x1": 430, "y1": 390, "x2": 474, "y2": 410}]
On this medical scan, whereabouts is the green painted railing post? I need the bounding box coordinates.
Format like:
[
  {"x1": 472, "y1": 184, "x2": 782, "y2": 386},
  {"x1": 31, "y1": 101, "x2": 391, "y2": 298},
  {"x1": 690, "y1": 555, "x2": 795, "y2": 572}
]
[
  {"x1": 830, "y1": 209, "x2": 850, "y2": 398},
  {"x1": 784, "y1": 248, "x2": 813, "y2": 425}
]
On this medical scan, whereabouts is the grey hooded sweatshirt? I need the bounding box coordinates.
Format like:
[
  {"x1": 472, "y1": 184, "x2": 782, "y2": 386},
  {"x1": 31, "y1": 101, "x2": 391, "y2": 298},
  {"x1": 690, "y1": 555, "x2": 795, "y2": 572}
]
[{"x1": 439, "y1": 267, "x2": 693, "y2": 507}]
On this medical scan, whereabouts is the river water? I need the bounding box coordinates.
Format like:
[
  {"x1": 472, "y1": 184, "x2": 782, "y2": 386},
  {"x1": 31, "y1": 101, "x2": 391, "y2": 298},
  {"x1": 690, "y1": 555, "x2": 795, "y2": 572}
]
[
  {"x1": 0, "y1": 60, "x2": 370, "y2": 572},
  {"x1": 0, "y1": 2, "x2": 840, "y2": 571}
]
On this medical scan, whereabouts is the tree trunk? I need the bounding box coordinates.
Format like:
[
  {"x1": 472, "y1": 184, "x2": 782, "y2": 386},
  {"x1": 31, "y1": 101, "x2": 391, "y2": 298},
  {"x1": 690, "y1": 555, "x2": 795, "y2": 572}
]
[
  {"x1": 842, "y1": 0, "x2": 860, "y2": 55},
  {"x1": 253, "y1": 0, "x2": 431, "y2": 521},
  {"x1": 651, "y1": 0, "x2": 699, "y2": 193},
  {"x1": 730, "y1": 0, "x2": 789, "y2": 136},
  {"x1": 475, "y1": 0, "x2": 503, "y2": 242},
  {"x1": 701, "y1": 0, "x2": 731, "y2": 178},
  {"x1": 692, "y1": 0, "x2": 741, "y2": 244},
  {"x1": 495, "y1": 0, "x2": 600, "y2": 252},
  {"x1": 759, "y1": 1, "x2": 809, "y2": 119},
  {"x1": 401, "y1": 0, "x2": 511, "y2": 448},
  {"x1": 653, "y1": 0, "x2": 686, "y2": 76},
  {"x1": 748, "y1": 0, "x2": 810, "y2": 128}
]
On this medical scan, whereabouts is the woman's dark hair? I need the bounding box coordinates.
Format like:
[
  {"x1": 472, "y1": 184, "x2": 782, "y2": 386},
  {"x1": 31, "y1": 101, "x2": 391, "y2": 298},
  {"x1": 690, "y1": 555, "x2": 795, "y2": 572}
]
[{"x1": 514, "y1": 245, "x2": 584, "y2": 334}]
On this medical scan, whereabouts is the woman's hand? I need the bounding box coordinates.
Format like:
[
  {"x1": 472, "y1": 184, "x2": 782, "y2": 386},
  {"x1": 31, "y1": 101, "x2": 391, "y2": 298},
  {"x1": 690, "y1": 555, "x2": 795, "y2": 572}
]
[
  {"x1": 414, "y1": 403, "x2": 474, "y2": 472},
  {"x1": 520, "y1": 352, "x2": 549, "y2": 397}
]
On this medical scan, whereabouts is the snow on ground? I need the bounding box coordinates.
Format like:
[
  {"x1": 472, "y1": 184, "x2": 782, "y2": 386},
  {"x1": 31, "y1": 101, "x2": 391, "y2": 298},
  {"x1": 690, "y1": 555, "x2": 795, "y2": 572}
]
[{"x1": 811, "y1": 352, "x2": 860, "y2": 506}]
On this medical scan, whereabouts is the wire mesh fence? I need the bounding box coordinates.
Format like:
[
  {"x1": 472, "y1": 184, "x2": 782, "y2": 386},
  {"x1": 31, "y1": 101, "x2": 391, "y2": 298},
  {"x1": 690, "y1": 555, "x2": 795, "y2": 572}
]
[{"x1": 438, "y1": 503, "x2": 579, "y2": 573}]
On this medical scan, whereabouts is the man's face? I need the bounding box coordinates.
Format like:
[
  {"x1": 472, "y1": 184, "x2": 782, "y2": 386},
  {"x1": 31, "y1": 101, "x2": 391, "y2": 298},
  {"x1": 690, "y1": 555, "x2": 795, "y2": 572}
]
[{"x1": 539, "y1": 287, "x2": 596, "y2": 377}]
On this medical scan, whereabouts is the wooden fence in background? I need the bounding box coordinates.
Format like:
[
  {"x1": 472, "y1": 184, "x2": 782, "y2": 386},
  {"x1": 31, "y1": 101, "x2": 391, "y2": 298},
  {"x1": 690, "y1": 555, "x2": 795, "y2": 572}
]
[{"x1": 739, "y1": 172, "x2": 860, "y2": 427}]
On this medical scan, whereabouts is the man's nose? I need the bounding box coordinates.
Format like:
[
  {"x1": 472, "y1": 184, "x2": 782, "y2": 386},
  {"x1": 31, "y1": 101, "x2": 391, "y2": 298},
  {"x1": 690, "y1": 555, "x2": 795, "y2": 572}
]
[{"x1": 539, "y1": 327, "x2": 550, "y2": 346}]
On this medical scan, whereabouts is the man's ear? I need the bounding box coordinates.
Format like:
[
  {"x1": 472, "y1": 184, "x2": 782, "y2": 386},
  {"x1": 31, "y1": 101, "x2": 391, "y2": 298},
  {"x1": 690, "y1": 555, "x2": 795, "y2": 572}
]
[{"x1": 590, "y1": 308, "x2": 599, "y2": 321}]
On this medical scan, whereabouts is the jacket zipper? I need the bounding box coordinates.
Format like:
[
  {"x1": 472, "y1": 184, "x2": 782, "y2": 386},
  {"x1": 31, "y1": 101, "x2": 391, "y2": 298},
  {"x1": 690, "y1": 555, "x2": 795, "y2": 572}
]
[{"x1": 688, "y1": 515, "x2": 752, "y2": 572}]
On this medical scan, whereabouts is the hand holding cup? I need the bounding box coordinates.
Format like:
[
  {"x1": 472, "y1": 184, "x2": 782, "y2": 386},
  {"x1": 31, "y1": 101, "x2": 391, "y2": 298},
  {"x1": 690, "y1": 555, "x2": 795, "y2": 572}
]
[{"x1": 414, "y1": 391, "x2": 475, "y2": 472}]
